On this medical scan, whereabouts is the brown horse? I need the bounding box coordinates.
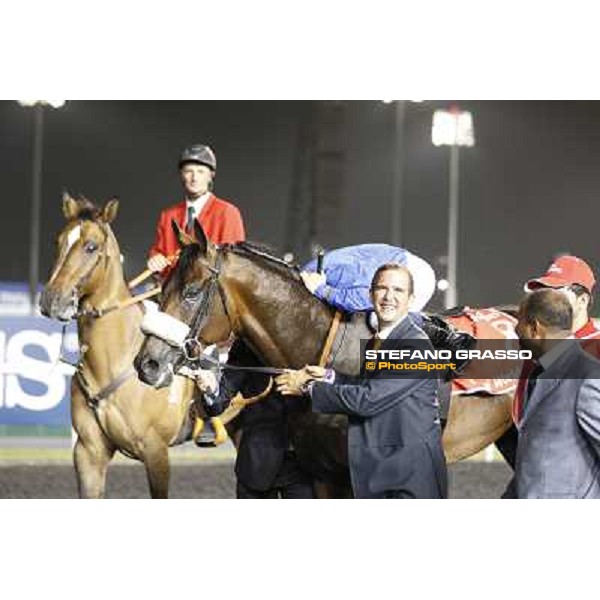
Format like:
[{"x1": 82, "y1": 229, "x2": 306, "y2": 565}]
[
  {"x1": 40, "y1": 194, "x2": 198, "y2": 498},
  {"x1": 136, "y1": 221, "x2": 516, "y2": 494}
]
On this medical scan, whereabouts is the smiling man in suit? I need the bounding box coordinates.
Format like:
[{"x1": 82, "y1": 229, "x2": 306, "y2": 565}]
[
  {"x1": 512, "y1": 288, "x2": 600, "y2": 499},
  {"x1": 276, "y1": 263, "x2": 447, "y2": 499}
]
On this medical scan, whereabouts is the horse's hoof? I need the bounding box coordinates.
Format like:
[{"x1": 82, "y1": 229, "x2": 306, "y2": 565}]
[
  {"x1": 194, "y1": 432, "x2": 217, "y2": 448},
  {"x1": 193, "y1": 417, "x2": 229, "y2": 447},
  {"x1": 194, "y1": 418, "x2": 218, "y2": 447}
]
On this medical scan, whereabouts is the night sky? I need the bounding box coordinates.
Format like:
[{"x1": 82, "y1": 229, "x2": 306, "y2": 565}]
[{"x1": 2, "y1": 100, "x2": 600, "y2": 313}]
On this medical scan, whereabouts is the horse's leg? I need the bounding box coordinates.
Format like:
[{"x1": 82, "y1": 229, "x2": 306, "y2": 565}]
[
  {"x1": 313, "y1": 480, "x2": 353, "y2": 499},
  {"x1": 442, "y1": 393, "x2": 513, "y2": 463},
  {"x1": 72, "y1": 391, "x2": 115, "y2": 498},
  {"x1": 141, "y1": 432, "x2": 170, "y2": 499},
  {"x1": 493, "y1": 424, "x2": 518, "y2": 470},
  {"x1": 73, "y1": 436, "x2": 115, "y2": 499}
]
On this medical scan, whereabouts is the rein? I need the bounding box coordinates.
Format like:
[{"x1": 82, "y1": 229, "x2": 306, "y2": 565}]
[
  {"x1": 162, "y1": 243, "x2": 343, "y2": 378},
  {"x1": 76, "y1": 285, "x2": 161, "y2": 319},
  {"x1": 190, "y1": 353, "x2": 288, "y2": 376}
]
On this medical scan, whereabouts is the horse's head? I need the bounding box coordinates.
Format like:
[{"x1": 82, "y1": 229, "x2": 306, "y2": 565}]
[
  {"x1": 135, "y1": 220, "x2": 235, "y2": 388},
  {"x1": 40, "y1": 192, "x2": 120, "y2": 321}
]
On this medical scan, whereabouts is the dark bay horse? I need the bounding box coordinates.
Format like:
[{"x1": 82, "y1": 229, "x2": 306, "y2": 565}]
[
  {"x1": 40, "y1": 194, "x2": 198, "y2": 498},
  {"x1": 136, "y1": 221, "x2": 516, "y2": 494}
]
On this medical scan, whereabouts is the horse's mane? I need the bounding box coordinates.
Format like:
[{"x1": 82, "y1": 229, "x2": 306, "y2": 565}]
[
  {"x1": 229, "y1": 241, "x2": 301, "y2": 280},
  {"x1": 172, "y1": 240, "x2": 302, "y2": 291}
]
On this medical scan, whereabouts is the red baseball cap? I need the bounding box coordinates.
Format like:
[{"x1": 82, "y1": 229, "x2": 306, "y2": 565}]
[{"x1": 525, "y1": 255, "x2": 596, "y2": 293}]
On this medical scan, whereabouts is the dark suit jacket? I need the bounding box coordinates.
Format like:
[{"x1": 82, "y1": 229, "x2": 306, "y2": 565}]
[
  {"x1": 211, "y1": 341, "x2": 294, "y2": 492},
  {"x1": 311, "y1": 316, "x2": 447, "y2": 499},
  {"x1": 514, "y1": 342, "x2": 600, "y2": 498}
]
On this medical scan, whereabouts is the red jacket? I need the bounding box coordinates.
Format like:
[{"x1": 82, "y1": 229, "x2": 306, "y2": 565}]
[
  {"x1": 512, "y1": 319, "x2": 600, "y2": 424},
  {"x1": 149, "y1": 194, "x2": 245, "y2": 277}
]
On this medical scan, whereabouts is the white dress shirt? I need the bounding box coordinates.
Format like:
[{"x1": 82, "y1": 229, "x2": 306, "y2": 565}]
[
  {"x1": 186, "y1": 192, "x2": 211, "y2": 222},
  {"x1": 376, "y1": 313, "x2": 409, "y2": 340}
]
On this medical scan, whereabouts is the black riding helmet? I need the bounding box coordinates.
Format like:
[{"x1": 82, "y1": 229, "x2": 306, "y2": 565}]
[{"x1": 178, "y1": 144, "x2": 217, "y2": 172}]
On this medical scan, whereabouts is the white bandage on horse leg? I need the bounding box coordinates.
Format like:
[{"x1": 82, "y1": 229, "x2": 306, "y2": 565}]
[
  {"x1": 141, "y1": 309, "x2": 190, "y2": 347},
  {"x1": 142, "y1": 299, "x2": 159, "y2": 313}
]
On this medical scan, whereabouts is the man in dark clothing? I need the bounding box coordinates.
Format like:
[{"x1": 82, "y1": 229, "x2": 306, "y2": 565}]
[
  {"x1": 197, "y1": 340, "x2": 315, "y2": 499},
  {"x1": 276, "y1": 263, "x2": 447, "y2": 499}
]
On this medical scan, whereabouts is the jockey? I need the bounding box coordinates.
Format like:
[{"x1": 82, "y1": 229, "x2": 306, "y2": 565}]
[
  {"x1": 300, "y1": 243, "x2": 473, "y2": 357},
  {"x1": 147, "y1": 144, "x2": 246, "y2": 446},
  {"x1": 147, "y1": 144, "x2": 245, "y2": 279}
]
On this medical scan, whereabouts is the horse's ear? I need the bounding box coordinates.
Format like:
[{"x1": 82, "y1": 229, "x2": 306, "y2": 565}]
[
  {"x1": 193, "y1": 219, "x2": 210, "y2": 254},
  {"x1": 62, "y1": 191, "x2": 79, "y2": 220},
  {"x1": 171, "y1": 219, "x2": 194, "y2": 247},
  {"x1": 101, "y1": 198, "x2": 119, "y2": 224}
]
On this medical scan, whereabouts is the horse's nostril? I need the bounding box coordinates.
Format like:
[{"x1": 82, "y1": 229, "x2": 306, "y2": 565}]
[
  {"x1": 39, "y1": 290, "x2": 59, "y2": 318},
  {"x1": 143, "y1": 359, "x2": 160, "y2": 376}
]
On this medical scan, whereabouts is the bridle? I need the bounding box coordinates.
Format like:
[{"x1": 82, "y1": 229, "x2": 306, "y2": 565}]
[
  {"x1": 179, "y1": 247, "x2": 235, "y2": 363},
  {"x1": 174, "y1": 246, "x2": 294, "y2": 378},
  {"x1": 174, "y1": 243, "x2": 343, "y2": 375},
  {"x1": 57, "y1": 219, "x2": 111, "y2": 319},
  {"x1": 177, "y1": 242, "x2": 306, "y2": 361},
  {"x1": 58, "y1": 220, "x2": 160, "y2": 320}
]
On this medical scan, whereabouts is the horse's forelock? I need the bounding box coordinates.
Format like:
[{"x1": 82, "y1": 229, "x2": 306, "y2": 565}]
[
  {"x1": 170, "y1": 242, "x2": 204, "y2": 292},
  {"x1": 77, "y1": 199, "x2": 101, "y2": 221},
  {"x1": 66, "y1": 196, "x2": 101, "y2": 222}
]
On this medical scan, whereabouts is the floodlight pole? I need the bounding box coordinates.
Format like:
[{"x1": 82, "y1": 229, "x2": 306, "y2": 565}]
[
  {"x1": 432, "y1": 106, "x2": 474, "y2": 309},
  {"x1": 390, "y1": 101, "x2": 406, "y2": 245},
  {"x1": 29, "y1": 102, "x2": 44, "y2": 314},
  {"x1": 446, "y1": 143, "x2": 460, "y2": 309}
]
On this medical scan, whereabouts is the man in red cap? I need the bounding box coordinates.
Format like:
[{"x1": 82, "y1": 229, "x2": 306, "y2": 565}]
[
  {"x1": 524, "y1": 255, "x2": 598, "y2": 339},
  {"x1": 513, "y1": 254, "x2": 600, "y2": 424},
  {"x1": 499, "y1": 256, "x2": 600, "y2": 497}
]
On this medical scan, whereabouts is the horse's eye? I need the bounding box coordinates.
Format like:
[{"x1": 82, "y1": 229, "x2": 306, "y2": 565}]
[
  {"x1": 84, "y1": 241, "x2": 98, "y2": 254},
  {"x1": 183, "y1": 285, "x2": 201, "y2": 301}
]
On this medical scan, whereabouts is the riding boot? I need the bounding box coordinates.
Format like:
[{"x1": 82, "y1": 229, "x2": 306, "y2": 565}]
[
  {"x1": 421, "y1": 315, "x2": 476, "y2": 373},
  {"x1": 194, "y1": 416, "x2": 229, "y2": 447}
]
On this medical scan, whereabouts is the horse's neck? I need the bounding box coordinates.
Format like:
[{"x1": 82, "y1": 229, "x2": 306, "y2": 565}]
[
  {"x1": 227, "y1": 255, "x2": 335, "y2": 368},
  {"x1": 78, "y1": 249, "x2": 142, "y2": 382},
  {"x1": 85, "y1": 267, "x2": 129, "y2": 312}
]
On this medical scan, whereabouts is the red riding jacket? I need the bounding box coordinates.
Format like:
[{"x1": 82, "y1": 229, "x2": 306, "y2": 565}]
[{"x1": 148, "y1": 194, "x2": 246, "y2": 278}]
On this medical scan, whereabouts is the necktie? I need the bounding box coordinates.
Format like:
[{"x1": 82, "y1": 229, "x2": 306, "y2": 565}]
[
  {"x1": 186, "y1": 206, "x2": 195, "y2": 235},
  {"x1": 525, "y1": 363, "x2": 544, "y2": 404}
]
